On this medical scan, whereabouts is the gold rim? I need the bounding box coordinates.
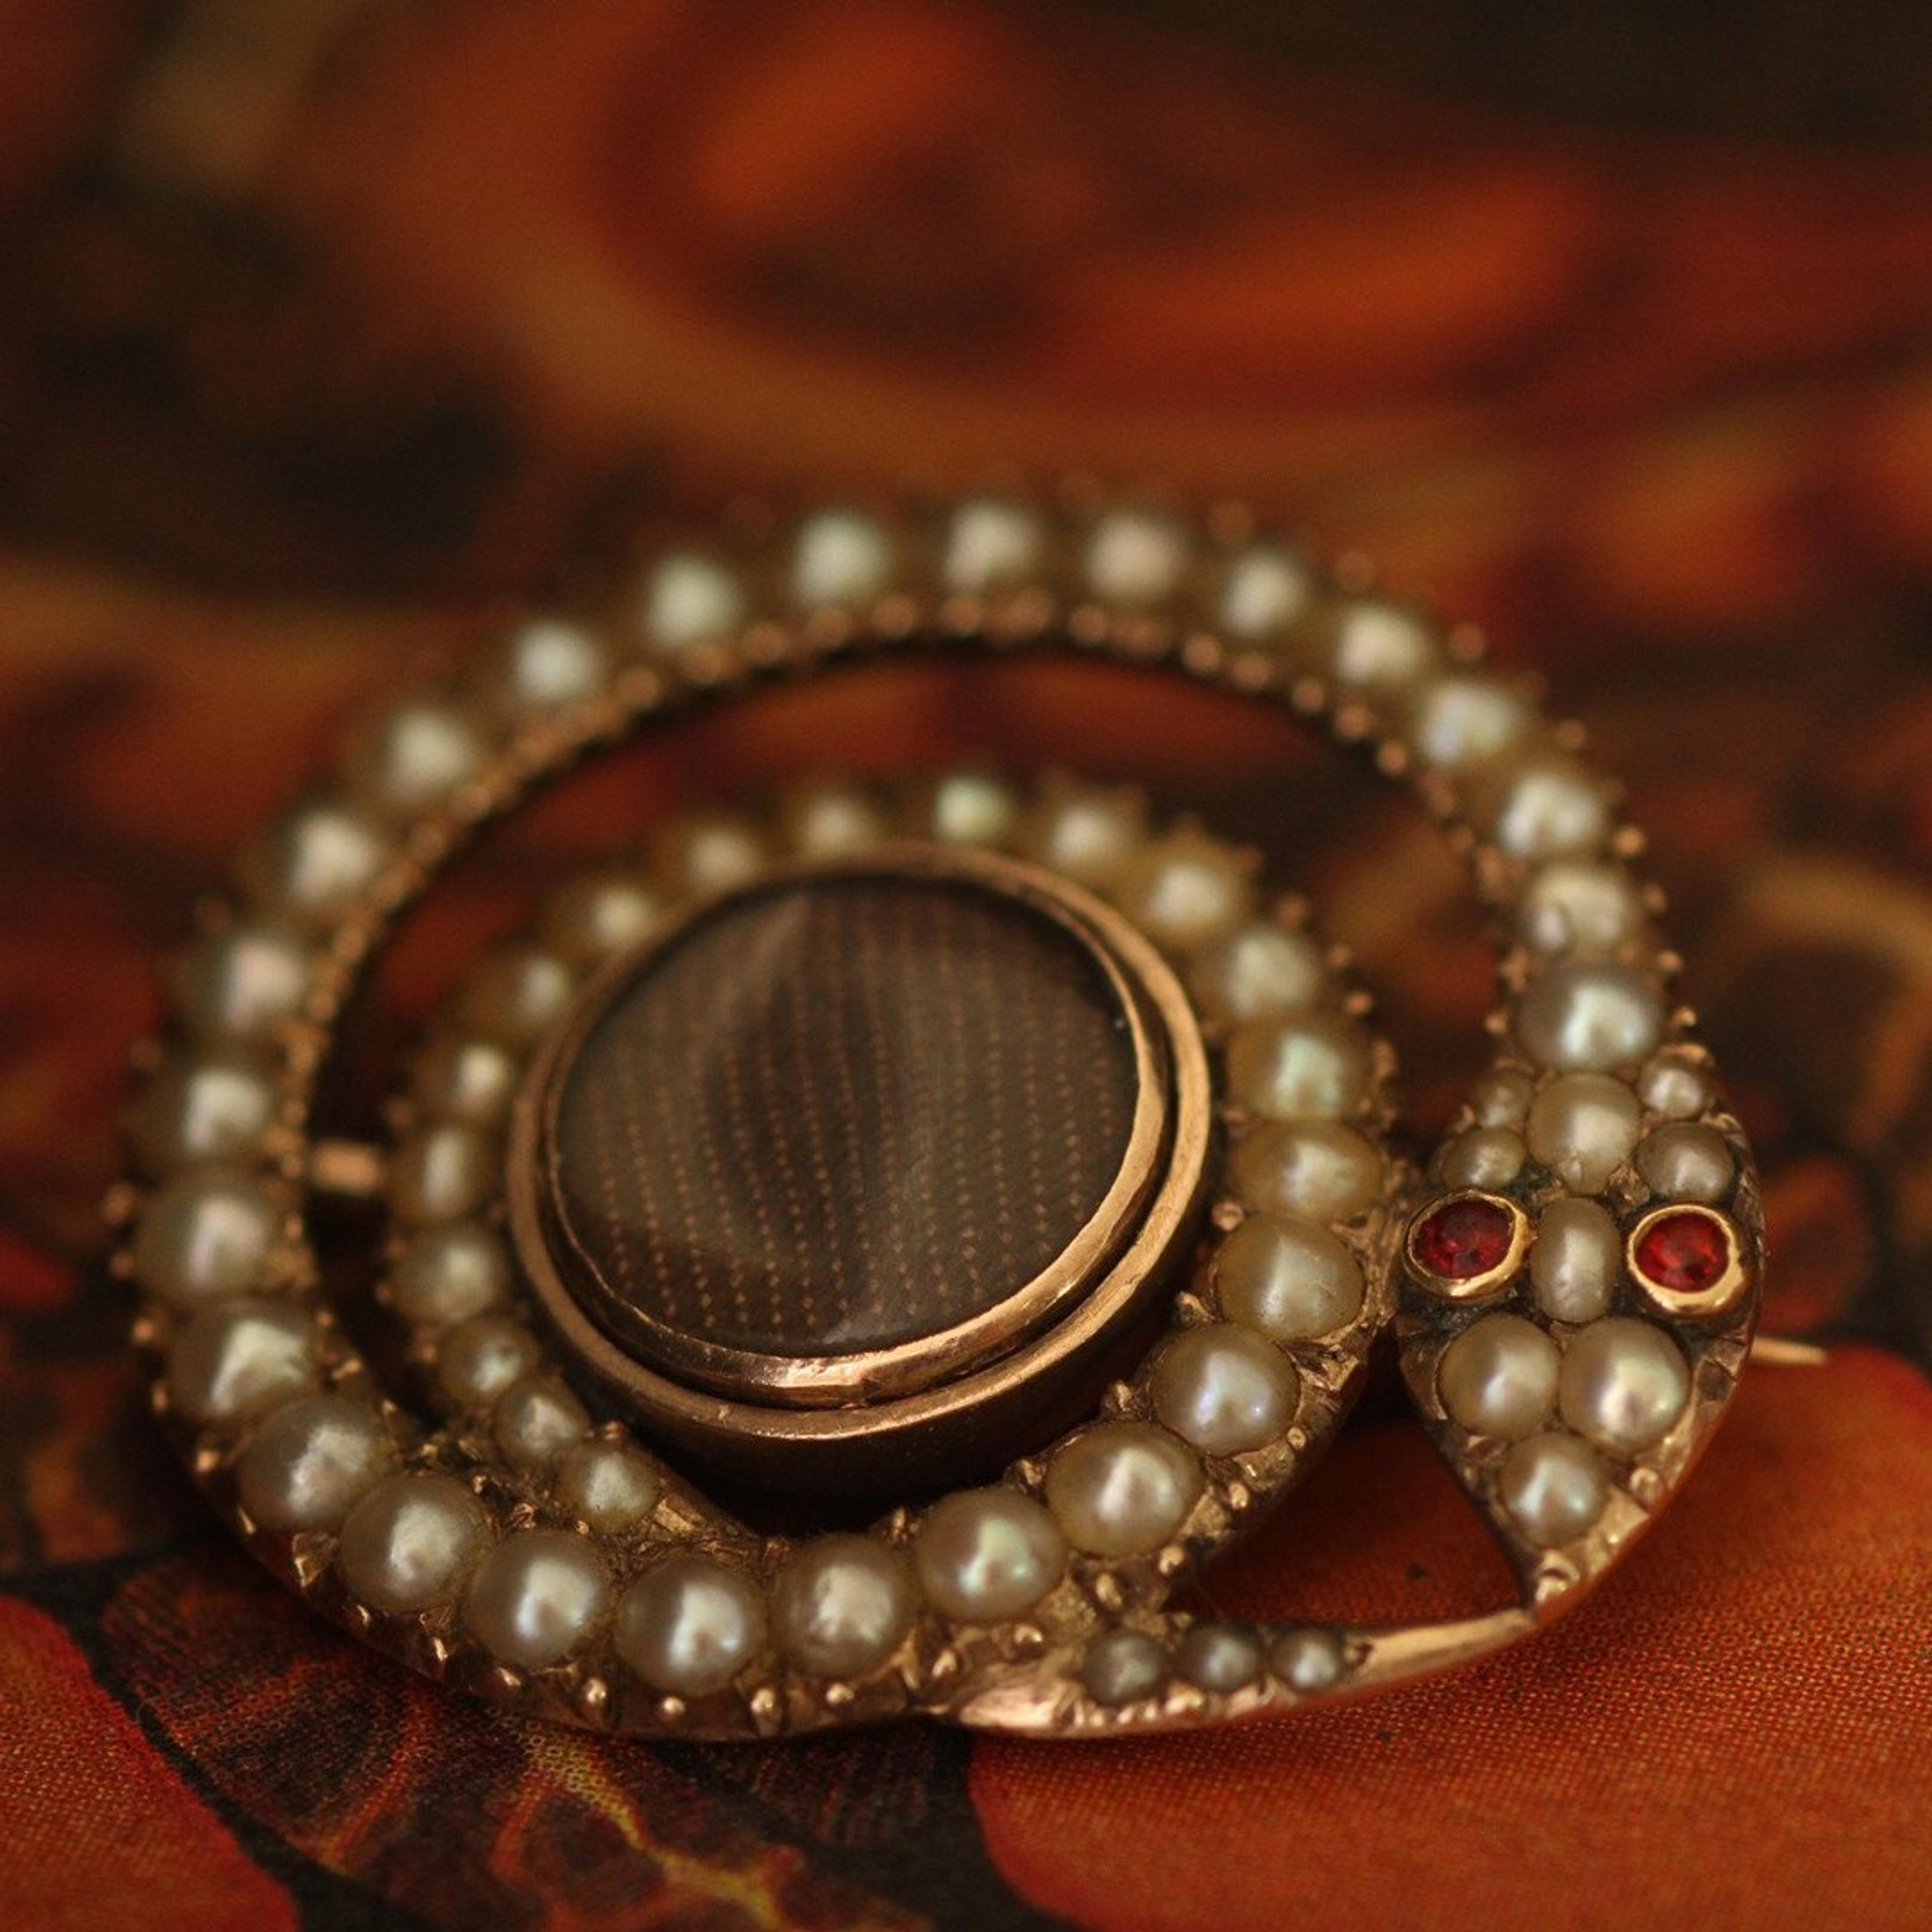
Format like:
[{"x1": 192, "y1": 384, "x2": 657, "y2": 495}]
[
  {"x1": 506, "y1": 840, "x2": 1215, "y2": 1487},
  {"x1": 1626, "y1": 1203, "x2": 1751, "y2": 1319},
  {"x1": 1402, "y1": 1190, "x2": 1534, "y2": 1304}
]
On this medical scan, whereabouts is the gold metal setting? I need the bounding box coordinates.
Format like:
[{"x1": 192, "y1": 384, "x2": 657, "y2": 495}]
[
  {"x1": 519, "y1": 845, "x2": 1194, "y2": 1405},
  {"x1": 1402, "y1": 1190, "x2": 1534, "y2": 1302},
  {"x1": 1626, "y1": 1203, "x2": 1752, "y2": 1319},
  {"x1": 507, "y1": 841, "x2": 1216, "y2": 1495}
]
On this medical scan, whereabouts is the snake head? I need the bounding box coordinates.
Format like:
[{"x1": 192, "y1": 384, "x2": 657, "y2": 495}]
[{"x1": 1397, "y1": 1051, "x2": 1762, "y2": 1608}]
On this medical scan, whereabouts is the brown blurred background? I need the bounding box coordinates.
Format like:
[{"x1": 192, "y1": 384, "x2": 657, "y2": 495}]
[{"x1": 4, "y1": 0, "x2": 1931, "y2": 625}]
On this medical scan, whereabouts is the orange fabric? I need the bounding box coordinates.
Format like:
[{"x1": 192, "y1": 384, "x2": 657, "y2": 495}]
[
  {"x1": 0, "y1": 1598, "x2": 296, "y2": 1932},
  {"x1": 974, "y1": 1349, "x2": 1932, "y2": 1932}
]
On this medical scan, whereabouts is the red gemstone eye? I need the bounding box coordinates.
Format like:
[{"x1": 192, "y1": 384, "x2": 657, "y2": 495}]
[
  {"x1": 1634, "y1": 1209, "x2": 1731, "y2": 1294},
  {"x1": 1411, "y1": 1196, "x2": 1516, "y2": 1280}
]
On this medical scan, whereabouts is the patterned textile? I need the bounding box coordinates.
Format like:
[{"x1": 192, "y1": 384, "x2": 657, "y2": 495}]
[{"x1": 3, "y1": 5, "x2": 1930, "y2": 1927}]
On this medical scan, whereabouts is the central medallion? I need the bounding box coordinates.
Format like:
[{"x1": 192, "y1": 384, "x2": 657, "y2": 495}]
[
  {"x1": 550, "y1": 867, "x2": 1143, "y2": 1373},
  {"x1": 509, "y1": 843, "x2": 1211, "y2": 1497}
]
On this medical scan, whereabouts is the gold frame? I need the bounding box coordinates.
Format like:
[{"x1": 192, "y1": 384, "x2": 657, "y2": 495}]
[
  {"x1": 1626, "y1": 1202, "x2": 1751, "y2": 1319},
  {"x1": 1402, "y1": 1189, "x2": 1534, "y2": 1303},
  {"x1": 506, "y1": 841, "x2": 1215, "y2": 1492}
]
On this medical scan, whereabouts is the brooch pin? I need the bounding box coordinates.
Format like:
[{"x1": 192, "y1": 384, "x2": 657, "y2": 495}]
[{"x1": 111, "y1": 494, "x2": 1763, "y2": 1737}]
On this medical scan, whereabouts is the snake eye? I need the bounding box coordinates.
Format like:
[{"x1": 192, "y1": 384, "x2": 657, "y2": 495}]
[
  {"x1": 1629, "y1": 1205, "x2": 1750, "y2": 1317},
  {"x1": 1405, "y1": 1192, "x2": 1530, "y2": 1300}
]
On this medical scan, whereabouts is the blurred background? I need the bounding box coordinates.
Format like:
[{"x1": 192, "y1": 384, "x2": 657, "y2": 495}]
[
  {"x1": 6, "y1": 0, "x2": 1932, "y2": 618},
  {"x1": 3, "y1": 7, "x2": 1930, "y2": 1928}
]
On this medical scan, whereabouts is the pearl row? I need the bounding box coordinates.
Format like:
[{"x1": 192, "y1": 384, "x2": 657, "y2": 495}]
[
  {"x1": 1083, "y1": 1617, "x2": 1349, "y2": 1708},
  {"x1": 372, "y1": 775, "x2": 1393, "y2": 1706}
]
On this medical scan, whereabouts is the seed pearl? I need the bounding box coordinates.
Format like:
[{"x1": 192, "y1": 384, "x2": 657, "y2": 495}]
[
  {"x1": 1016, "y1": 785, "x2": 1147, "y2": 888},
  {"x1": 781, "y1": 782, "x2": 890, "y2": 858},
  {"x1": 133, "y1": 1168, "x2": 279, "y2": 1310},
  {"x1": 457, "y1": 947, "x2": 574, "y2": 1050},
  {"x1": 1516, "y1": 963, "x2": 1664, "y2": 1074},
  {"x1": 943, "y1": 498, "x2": 1046, "y2": 594},
  {"x1": 338, "y1": 1473, "x2": 493, "y2": 1615},
  {"x1": 1440, "y1": 1126, "x2": 1527, "y2": 1189},
  {"x1": 912, "y1": 1489, "x2": 1067, "y2": 1622},
  {"x1": 1269, "y1": 1625, "x2": 1344, "y2": 1694},
  {"x1": 1175, "y1": 1623, "x2": 1264, "y2": 1695},
  {"x1": 925, "y1": 772, "x2": 1019, "y2": 848},
  {"x1": 1116, "y1": 830, "x2": 1254, "y2": 953},
  {"x1": 389, "y1": 1123, "x2": 497, "y2": 1227},
  {"x1": 1482, "y1": 754, "x2": 1611, "y2": 864},
  {"x1": 554, "y1": 1439, "x2": 662, "y2": 1534},
  {"x1": 640, "y1": 551, "x2": 745, "y2": 652},
  {"x1": 1085, "y1": 509, "x2": 1187, "y2": 606},
  {"x1": 487, "y1": 617, "x2": 608, "y2": 712},
  {"x1": 1081, "y1": 1628, "x2": 1167, "y2": 1707},
  {"x1": 1436, "y1": 1314, "x2": 1560, "y2": 1441},
  {"x1": 771, "y1": 1536, "x2": 917, "y2": 1677},
  {"x1": 1227, "y1": 1014, "x2": 1371, "y2": 1122},
  {"x1": 1558, "y1": 1318, "x2": 1690, "y2": 1455},
  {"x1": 1213, "y1": 1214, "x2": 1365, "y2": 1340},
  {"x1": 1470, "y1": 1066, "x2": 1536, "y2": 1129},
  {"x1": 1497, "y1": 1432, "x2": 1609, "y2": 1544},
  {"x1": 435, "y1": 1315, "x2": 543, "y2": 1409},
  {"x1": 1635, "y1": 1123, "x2": 1736, "y2": 1203},
  {"x1": 1232, "y1": 1121, "x2": 1384, "y2": 1225},
  {"x1": 1518, "y1": 861, "x2": 1646, "y2": 958},
  {"x1": 658, "y1": 814, "x2": 767, "y2": 897},
  {"x1": 793, "y1": 509, "x2": 894, "y2": 607},
  {"x1": 389, "y1": 1222, "x2": 510, "y2": 1327},
  {"x1": 616, "y1": 1557, "x2": 766, "y2": 1696},
  {"x1": 1408, "y1": 676, "x2": 1531, "y2": 772},
  {"x1": 463, "y1": 1529, "x2": 610, "y2": 1670},
  {"x1": 166, "y1": 1297, "x2": 316, "y2": 1427},
  {"x1": 169, "y1": 924, "x2": 311, "y2": 1044},
  {"x1": 242, "y1": 800, "x2": 384, "y2": 927},
  {"x1": 1638, "y1": 1054, "x2": 1713, "y2": 1121},
  {"x1": 345, "y1": 701, "x2": 486, "y2": 820},
  {"x1": 493, "y1": 1375, "x2": 590, "y2": 1468},
  {"x1": 539, "y1": 873, "x2": 663, "y2": 968},
  {"x1": 1150, "y1": 1325, "x2": 1298, "y2": 1455},
  {"x1": 410, "y1": 1034, "x2": 518, "y2": 1129},
  {"x1": 1186, "y1": 923, "x2": 1326, "y2": 1025},
  {"x1": 1325, "y1": 601, "x2": 1440, "y2": 690},
  {"x1": 234, "y1": 1394, "x2": 394, "y2": 1534},
  {"x1": 1044, "y1": 1422, "x2": 1202, "y2": 1556},
  {"x1": 1218, "y1": 544, "x2": 1312, "y2": 642},
  {"x1": 130, "y1": 1051, "x2": 276, "y2": 1176},
  {"x1": 1526, "y1": 1072, "x2": 1642, "y2": 1194},
  {"x1": 1528, "y1": 1196, "x2": 1622, "y2": 1324}
]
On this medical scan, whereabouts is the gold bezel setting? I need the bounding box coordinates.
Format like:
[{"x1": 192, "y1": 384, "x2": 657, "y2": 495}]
[
  {"x1": 1627, "y1": 1203, "x2": 1751, "y2": 1319},
  {"x1": 1404, "y1": 1190, "x2": 1534, "y2": 1302},
  {"x1": 520, "y1": 845, "x2": 1188, "y2": 1408}
]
